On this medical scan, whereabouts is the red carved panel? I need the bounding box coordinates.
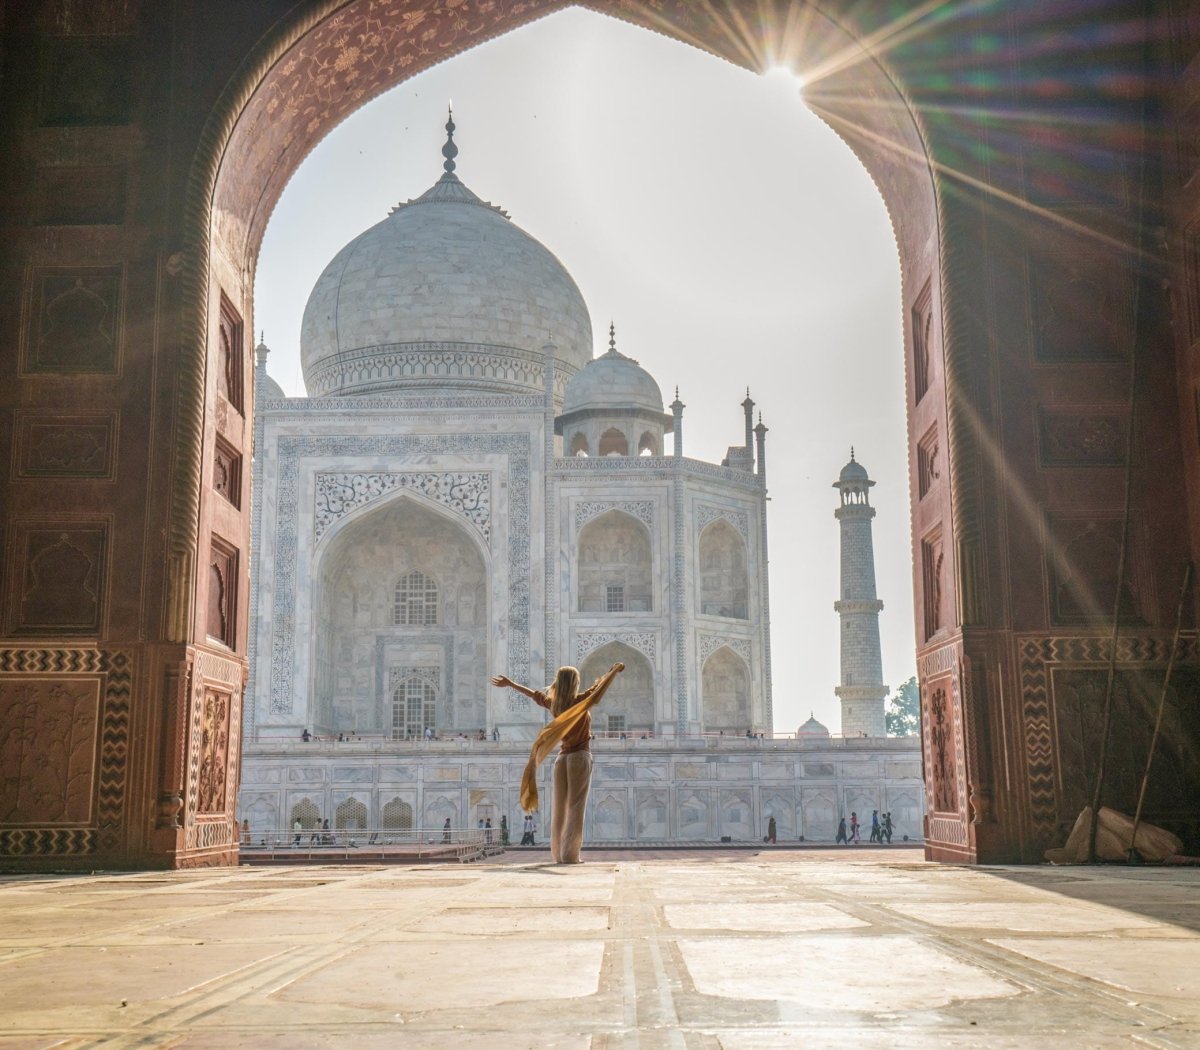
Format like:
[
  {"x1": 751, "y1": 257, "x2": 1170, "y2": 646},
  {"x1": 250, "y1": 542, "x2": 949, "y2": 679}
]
[
  {"x1": 206, "y1": 538, "x2": 238, "y2": 649},
  {"x1": 911, "y1": 278, "x2": 934, "y2": 404},
  {"x1": 24, "y1": 268, "x2": 121, "y2": 374},
  {"x1": 217, "y1": 293, "x2": 244, "y2": 414},
  {"x1": 925, "y1": 679, "x2": 958, "y2": 815},
  {"x1": 0, "y1": 678, "x2": 100, "y2": 823},
  {"x1": 1043, "y1": 513, "x2": 1142, "y2": 625},
  {"x1": 196, "y1": 687, "x2": 231, "y2": 814},
  {"x1": 1029, "y1": 252, "x2": 1133, "y2": 363},
  {"x1": 14, "y1": 414, "x2": 117, "y2": 479},
  {"x1": 212, "y1": 436, "x2": 242, "y2": 508},
  {"x1": 11, "y1": 525, "x2": 107, "y2": 634},
  {"x1": 1036, "y1": 408, "x2": 1126, "y2": 467},
  {"x1": 917, "y1": 423, "x2": 940, "y2": 499},
  {"x1": 920, "y1": 526, "x2": 944, "y2": 641},
  {"x1": 34, "y1": 166, "x2": 126, "y2": 226}
]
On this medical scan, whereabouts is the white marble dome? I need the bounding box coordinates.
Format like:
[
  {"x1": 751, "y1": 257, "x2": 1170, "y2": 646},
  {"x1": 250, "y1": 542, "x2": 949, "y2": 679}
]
[
  {"x1": 300, "y1": 162, "x2": 592, "y2": 397},
  {"x1": 562, "y1": 341, "x2": 664, "y2": 416}
]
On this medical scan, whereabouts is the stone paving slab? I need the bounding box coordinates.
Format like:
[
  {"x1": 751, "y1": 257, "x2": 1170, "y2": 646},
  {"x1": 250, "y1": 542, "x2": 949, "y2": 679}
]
[{"x1": 0, "y1": 851, "x2": 1196, "y2": 1048}]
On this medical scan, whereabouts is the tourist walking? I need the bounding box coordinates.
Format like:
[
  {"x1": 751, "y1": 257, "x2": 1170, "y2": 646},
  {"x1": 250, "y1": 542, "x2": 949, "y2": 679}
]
[
  {"x1": 835, "y1": 817, "x2": 847, "y2": 844},
  {"x1": 883, "y1": 812, "x2": 893, "y2": 844},
  {"x1": 442, "y1": 817, "x2": 452, "y2": 843},
  {"x1": 766, "y1": 816, "x2": 777, "y2": 844},
  {"x1": 870, "y1": 810, "x2": 880, "y2": 843},
  {"x1": 491, "y1": 661, "x2": 624, "y2": 863},
  {"x1": 849, "y1": 811, "x2": 860, "y2": 844},
  {"x1": 292, "y1": 818, "x2": 302, "y2": 847},
  {"x1": 500, "y1": 815, "x2": 509, "y2": 846}
]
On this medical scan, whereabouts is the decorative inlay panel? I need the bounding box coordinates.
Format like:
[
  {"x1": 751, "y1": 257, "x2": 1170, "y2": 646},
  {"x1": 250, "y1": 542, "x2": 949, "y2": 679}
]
[
  {"x1": 696, "y1": 503, "x2": 749, "y2": 539},
  {"x1": 1030, "y1": 251, "x2": 1132, "y2": 362},
  {"x1": 15, "y1": 414, "x2": 117, "y2": 479},
  {"x1": 10, "y1": 524, "x2": 107, "y2": 635},
  {"x1": 697, "y1": 634, "x2": 751, "y2": 666},
  {"x1": 24, "y1": 267, "x2": 121, "y2": 374},
  {"x1": 1037, "y1": 409, "x2": 1126, "y2": 466},
  {"x1": 574, "y1": 632, "x2": 657, "y2": 663},
  {"x1": 305, "y1": 343, "x2": 564, "y2": 398},
  {"x1": 270, "y1": 434, "x2": 529, "y2": 715},
  {"x1": 1044, "y1": 513, "x2": 1141, "y2": 625},
  {"x1": 574, "y1": 500, "x2": 654, "y2": 531},
  {"x1": 1017, "y1": 634, "x2": 1199, "y2": 840},
  {"x1": 388, "y1": 667, "x2": 441, "y2": 690},
  {"x1": 315, "y1": 471, "x2": 491, "y2": 545},
  {"x1": 0, "y1": 648, "x2": 131, "y2": 857}
]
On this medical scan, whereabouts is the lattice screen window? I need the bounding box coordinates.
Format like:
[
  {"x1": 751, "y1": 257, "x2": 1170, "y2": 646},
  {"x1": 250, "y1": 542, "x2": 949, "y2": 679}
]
[
  {"x1": 607, "y1": 714, "x2": 626, "y2": 734},
  {"x1": 291, "y1": 798, "x2": 320, "y2": 829},
  {"x1": 335, "y1": 798, "x2": 367, "y2": 829},
  {"x1": 394, "y1": 570, "x2": 438, "y2": 625},
  {"x1": 382, "y1": 798, "x2": 413, "y2": 831},
  {"x1": 606, "y1": 583, "x2": 625, "y2": 612},
  {"x1": 392, "y1": 676, "x2": 437, "y2": 739}
]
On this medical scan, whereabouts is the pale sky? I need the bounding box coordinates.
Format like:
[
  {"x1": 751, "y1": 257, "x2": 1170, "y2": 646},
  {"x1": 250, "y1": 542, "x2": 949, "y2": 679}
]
[{"x1": 255, "y1": 7, "x2": 914, "y2": 735}]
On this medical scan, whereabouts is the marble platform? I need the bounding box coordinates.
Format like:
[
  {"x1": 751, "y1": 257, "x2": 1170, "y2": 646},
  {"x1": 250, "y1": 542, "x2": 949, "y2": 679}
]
[{"x1": 0, "y1": 851, "x2": 1197, "y2": 1047}]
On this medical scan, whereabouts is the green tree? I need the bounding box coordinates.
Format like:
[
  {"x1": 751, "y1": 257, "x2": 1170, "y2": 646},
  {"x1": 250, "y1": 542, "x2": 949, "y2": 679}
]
[{"x1": 886, "y1": 676, "x2": 920, "y2": 737}]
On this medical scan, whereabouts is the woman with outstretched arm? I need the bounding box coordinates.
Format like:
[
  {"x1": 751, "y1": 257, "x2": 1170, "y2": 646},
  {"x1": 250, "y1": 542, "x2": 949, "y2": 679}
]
[{"x1": 491, "y1": 662, "x2": 624, "y2": 863}]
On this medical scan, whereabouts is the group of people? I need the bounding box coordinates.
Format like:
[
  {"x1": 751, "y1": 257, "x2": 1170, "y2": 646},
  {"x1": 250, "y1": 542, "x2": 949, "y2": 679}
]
[{"x1": 835, "y1": 809, "x2": 894, "y2": 845}]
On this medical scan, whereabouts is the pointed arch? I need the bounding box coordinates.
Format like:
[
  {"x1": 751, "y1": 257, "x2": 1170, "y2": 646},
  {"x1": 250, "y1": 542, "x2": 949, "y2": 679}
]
[
  {"x1": 598, "y1": 427, "x2": 628, "y2": 456},
  {"x1": 701, "y1": 645, "x2": 751, "y2": 732},
  {"x1": 382, "y1": 797, "x2": 414, "y2": 831},
  {"x1": 570, "y1": 432, "x2": 589, "y2": 457},
  {"x1": 335, "y1": 798, "x2": 368, "y2": 829},
  {"x1": 577, "y1": 509, "x2": 652, "y2": 613},
  {"x1": 698, "y1": 518, "x2": 748, "y2": 619},
  {"x1": 580, "y1": 641, "x2": 655, "y2": 733}
]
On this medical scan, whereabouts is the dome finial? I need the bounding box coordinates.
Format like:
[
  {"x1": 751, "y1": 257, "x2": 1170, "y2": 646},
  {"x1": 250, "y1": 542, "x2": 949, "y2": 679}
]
[
  {"x1": 850, "y1": 445, "x2": 856, "y2": 461},
  {"x1": 442, "y1": 104, "x2": 458, "y2": 174},
  {"x1": 608, "y1": 321, "x2": 617, "y2": 355}
]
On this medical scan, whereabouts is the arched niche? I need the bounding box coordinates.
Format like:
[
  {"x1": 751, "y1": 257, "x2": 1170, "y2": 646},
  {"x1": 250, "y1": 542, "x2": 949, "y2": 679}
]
[
  {"x1": 598, "y1": 427, "x2": 628, "y2": 456},
  {"x1": 382, "y1": 797, "x2": 414, "y2": 831},
  {"x1": 579, "y1": 641, "x2": 655, "y2": 733},
  {"x1": 335, "y1": 798, "x2": 368, "y2": 829},
  {"x1": 593, "y1": 794, "x2": 626, "y2": 840},
  {"x1": 570, "y1": 432, "x2": 589, "y2": 457},
  {"x1": 638, "y1": 431, "x2": 658, "y2": 456},
  {"x1": 313, "y1": 494, "x2": 487, "y2": 734},
  {"x1": 701, "y1": 646, "x2": 751, "y2": 732},
  {"x1": 698, "y1": 519, "x2": 748, "y2": 619},
  {"x1": 577, "y1": 510, "x2": 652, "y2": 613},
  {"x1": 290, "y1": 798, "x2": 321, "y2": 829}
]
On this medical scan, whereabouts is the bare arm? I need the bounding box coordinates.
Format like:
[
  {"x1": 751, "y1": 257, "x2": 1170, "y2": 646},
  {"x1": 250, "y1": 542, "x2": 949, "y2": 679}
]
[
  {"x1": 489, "y1": 674, "x2": 543, "y2": 703},
  {"x1": 578, "y1": 662, "x2": 625, "y2": 704}
]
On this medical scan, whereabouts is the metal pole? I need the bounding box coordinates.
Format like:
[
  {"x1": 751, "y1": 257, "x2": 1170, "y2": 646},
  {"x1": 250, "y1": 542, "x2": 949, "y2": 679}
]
[{"x1": 1127, "y1": 562, "x2": 1192, "y2": 862}]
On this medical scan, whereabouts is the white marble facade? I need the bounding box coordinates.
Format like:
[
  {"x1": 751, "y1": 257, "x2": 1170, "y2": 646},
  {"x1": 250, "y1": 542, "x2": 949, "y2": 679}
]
[
  {"x1": 239, "y1": 738, "x2": 925, "y2": 844},
  {"x1": 240, "y1": 123, "x2": 924, "y2": 839}
]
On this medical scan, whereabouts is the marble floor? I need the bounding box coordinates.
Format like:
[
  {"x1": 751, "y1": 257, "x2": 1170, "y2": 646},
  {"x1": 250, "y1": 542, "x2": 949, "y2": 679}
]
[{"x1": 1, "y1": 849, "x2": 1198, "y2": 1048}]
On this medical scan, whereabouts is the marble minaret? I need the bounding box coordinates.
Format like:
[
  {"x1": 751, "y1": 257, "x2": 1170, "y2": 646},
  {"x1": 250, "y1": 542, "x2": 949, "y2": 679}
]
[{"x1": 833, "y1": 450, "x2": 888, "y2": 736}]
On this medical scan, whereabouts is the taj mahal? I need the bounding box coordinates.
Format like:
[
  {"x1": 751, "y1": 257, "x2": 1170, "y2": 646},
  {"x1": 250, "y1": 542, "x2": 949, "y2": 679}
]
[{"x1": 238, "y1": 116, "x2": 924, "y2": 843}]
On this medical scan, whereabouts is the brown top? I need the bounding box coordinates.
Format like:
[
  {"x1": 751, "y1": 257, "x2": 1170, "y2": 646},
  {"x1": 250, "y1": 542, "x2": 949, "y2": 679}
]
[{"x1": 531, "y1": 668, "x2": 619, "y2": 755}]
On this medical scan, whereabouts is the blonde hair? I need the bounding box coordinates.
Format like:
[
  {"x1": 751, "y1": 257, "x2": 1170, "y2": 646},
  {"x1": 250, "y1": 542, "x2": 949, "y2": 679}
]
[{"x1": 548, "y1": 665, "x2": 581, "y2": 717}]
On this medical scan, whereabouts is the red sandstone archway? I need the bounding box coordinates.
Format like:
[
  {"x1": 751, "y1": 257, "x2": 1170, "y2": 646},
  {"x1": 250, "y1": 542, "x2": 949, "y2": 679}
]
[{"x1": 173, "y1": 0, "x2": 960, "y2": 866}]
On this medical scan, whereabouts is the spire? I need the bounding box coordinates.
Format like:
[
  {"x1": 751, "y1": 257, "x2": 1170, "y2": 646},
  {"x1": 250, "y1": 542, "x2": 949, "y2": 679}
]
[
  {"x1": 608, "y1": 321, "x2": 617, "y2": 355},
  {"x1": 442, "y1": 104, "x2": 458, "y2": 174},
  {"x1": 850, "y1": 446, "x2": 856, "y2": 462}
]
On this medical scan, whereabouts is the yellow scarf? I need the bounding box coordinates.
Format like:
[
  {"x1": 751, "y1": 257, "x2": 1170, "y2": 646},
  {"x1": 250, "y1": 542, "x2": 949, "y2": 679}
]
[{"x1": 518, "y1": 666, "x2": 620, "y2": 813}]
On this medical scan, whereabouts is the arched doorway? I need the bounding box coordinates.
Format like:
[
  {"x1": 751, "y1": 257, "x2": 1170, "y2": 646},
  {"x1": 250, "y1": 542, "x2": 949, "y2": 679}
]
[
  {"x1": 579, "y1": 641, "x2": 656, "y2": 734},
  {"x1": 311, "y1": 495, "x2": 489, "y2": 737}
]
